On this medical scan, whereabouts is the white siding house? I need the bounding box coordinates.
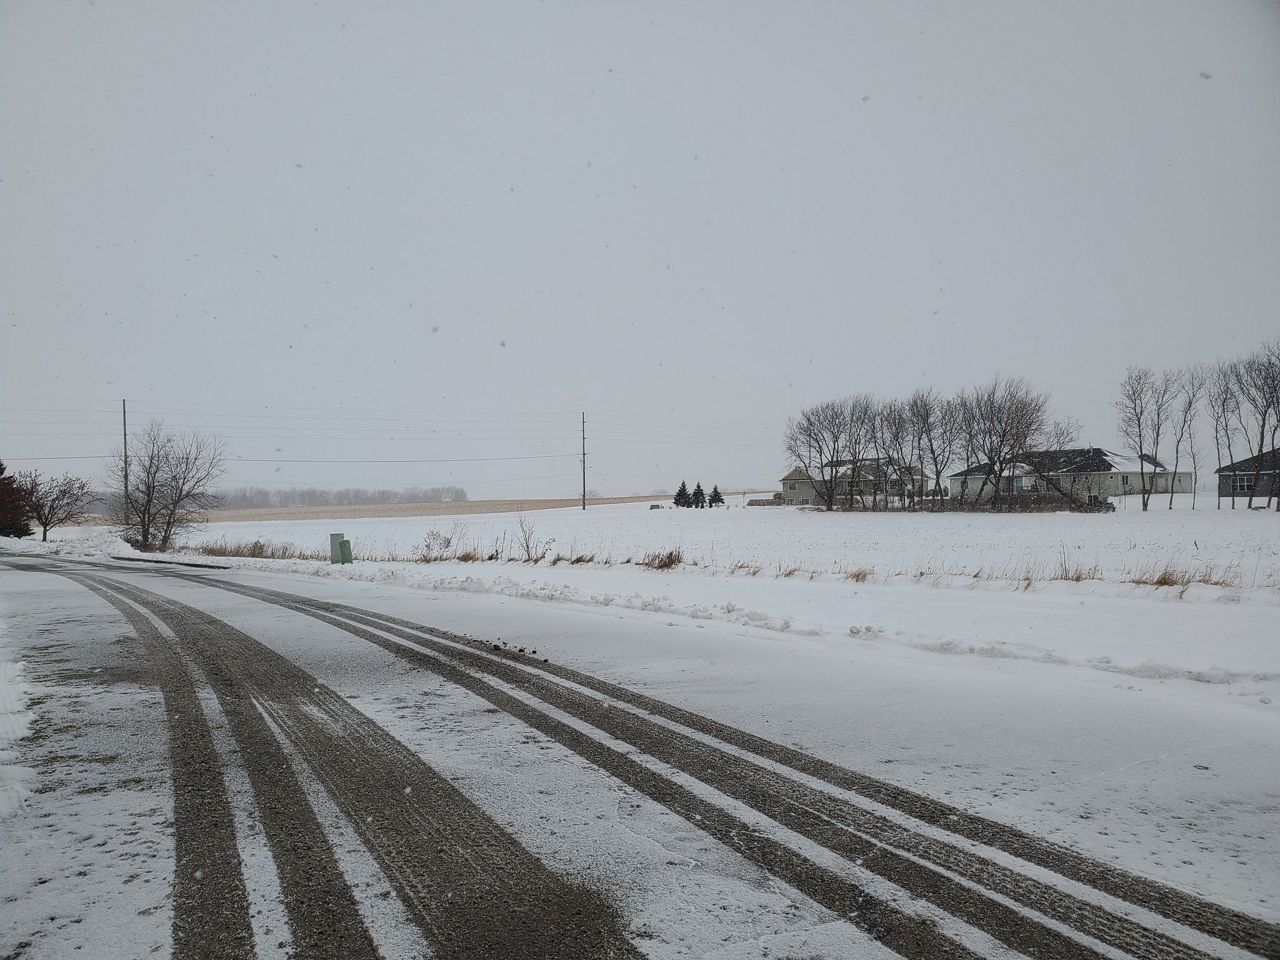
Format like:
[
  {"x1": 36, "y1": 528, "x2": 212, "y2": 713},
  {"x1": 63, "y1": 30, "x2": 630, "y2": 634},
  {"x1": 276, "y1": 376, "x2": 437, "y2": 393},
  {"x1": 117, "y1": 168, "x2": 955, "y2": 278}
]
[{"x1": 947, "y1": 449, "x2": 1192, "y2": 503}]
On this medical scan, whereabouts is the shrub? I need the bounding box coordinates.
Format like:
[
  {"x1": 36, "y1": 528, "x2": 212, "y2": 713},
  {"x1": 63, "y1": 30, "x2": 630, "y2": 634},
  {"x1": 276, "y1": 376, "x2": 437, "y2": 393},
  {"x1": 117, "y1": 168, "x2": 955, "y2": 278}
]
[{"x1": 416, "y1": 530, "x2": 453, "y2": 562}]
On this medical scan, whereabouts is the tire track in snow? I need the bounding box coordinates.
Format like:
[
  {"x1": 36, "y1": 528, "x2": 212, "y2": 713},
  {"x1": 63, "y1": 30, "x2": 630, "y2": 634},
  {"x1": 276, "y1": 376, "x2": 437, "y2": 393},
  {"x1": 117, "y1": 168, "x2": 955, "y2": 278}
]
[
  {"x1": 255, "y1": 583, "x2": 1279, "y2": 959},
  {"x1": 131, "y1": 570, "x2": 990, "y2": 959},
  {"x1": 89, "y1": 575, "x2": 643, "y2": 960},
  {"x1": 80, "y1": 577, "x2": 381, "y2": 960},
  {"x1": 195, "y1": 576, "x2": 1276, "y2": 960},
  {"x1": 178, "y1": 577, "x2": 1100, "y2": 959},
  {"x1": 65, "y1": 577, "x2": 256, "y2": 960}
]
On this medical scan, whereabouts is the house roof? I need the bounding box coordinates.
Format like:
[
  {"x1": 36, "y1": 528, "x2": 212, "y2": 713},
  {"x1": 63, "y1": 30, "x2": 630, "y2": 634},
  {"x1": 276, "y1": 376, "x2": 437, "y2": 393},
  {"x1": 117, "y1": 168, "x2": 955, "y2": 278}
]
[
  {"x1": 1216, "y1": 448, "x2": 1280, "y2": 474},
  {"x1": 781, "y1": 459, "x2": 921, "y2": 483},
  {"x1": 947, "y1": 448, "x2": 1167, "y2": 480}
]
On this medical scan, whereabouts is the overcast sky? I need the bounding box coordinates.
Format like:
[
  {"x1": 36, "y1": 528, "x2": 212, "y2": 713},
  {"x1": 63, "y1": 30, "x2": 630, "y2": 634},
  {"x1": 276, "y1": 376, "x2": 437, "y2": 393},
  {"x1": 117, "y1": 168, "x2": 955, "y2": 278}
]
[{"x1": 4, "y1": 1, "x2": 1279, "y2": 498}]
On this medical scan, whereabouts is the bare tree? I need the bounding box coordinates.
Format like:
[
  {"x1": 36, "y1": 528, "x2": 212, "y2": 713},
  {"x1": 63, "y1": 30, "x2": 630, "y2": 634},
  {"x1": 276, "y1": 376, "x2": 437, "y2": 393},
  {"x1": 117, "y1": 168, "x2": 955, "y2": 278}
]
[
  {"x1": 157, "y1": 431, "x2": 227, "y2": 549},
  {"x1": 952, "y1": 390, "x2": 980, "y2": 507},
  {"x1": 968, "y1": 377, "x2": 1049, "y2": 506},
  {"x1": 107, "y1": 421, "x2": 168, "y2": 549},
  {"x1": 107, "y1": 421, "x2": 226, "y2": 550},
  {"x1": 16, "y1": 471, "x2": 97, "y2": 542},
  {"x1": 1206, "y1": 361, "x2": 1240, "y2": 509},
  {"x1": 1231, "y1": 348, "x2": 1278, "y2": 509},
  {"x1": 1166, "y1": 365, "x2": 1207, "y2": 510},
  {"x1": 784, "y1": 399, "x2": 849, "y2": 511},
  {"x1": 1267, "y1": 340, "x2": 1280, "y2": 511},
  {"x1": 909, "y1": 389, "x2": 961, "y2": 508},
  {"x1": 513, "y1": 509, "x2": 549, "y2": 562},
  {"x1": 1114, "y1": 366, "x2": 1177, "y2": 511},
  {"x1": 841, "y1": 394, "x2": 878, "y2": 510},
  {"x1": 879, "y1": 398, "x2": 920, "y2": 508},
  {"x1": 865, "y1": 398, "x2": 890, "y2": 510}
]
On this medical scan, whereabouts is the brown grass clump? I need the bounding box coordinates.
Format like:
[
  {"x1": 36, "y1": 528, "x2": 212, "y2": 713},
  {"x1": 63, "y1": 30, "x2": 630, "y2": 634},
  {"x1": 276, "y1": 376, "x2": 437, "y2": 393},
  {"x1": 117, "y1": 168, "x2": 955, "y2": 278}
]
[
  {"x1": 1127, "y1": 562, "x2": 1238, "y2": 591},
  {"x1": 642, "y1": 549, "x2": 683, "y2": 570},
  {"x1": 844, "y1": 567, "x2": 871, "y2": 583},
  {"x1": 1053, "y1": 551, "x2": 1101, "y2": 582}
]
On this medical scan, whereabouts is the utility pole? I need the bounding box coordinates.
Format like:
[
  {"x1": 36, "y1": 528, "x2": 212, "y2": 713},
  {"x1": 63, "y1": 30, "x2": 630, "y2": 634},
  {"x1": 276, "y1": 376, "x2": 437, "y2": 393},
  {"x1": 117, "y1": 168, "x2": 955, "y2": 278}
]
[
  {"x1": 581, "y1": 411, "x2": 587, "y2": 510},
  {"x1": 122, "y1": 399, "x2": 129, "y2": 522}
]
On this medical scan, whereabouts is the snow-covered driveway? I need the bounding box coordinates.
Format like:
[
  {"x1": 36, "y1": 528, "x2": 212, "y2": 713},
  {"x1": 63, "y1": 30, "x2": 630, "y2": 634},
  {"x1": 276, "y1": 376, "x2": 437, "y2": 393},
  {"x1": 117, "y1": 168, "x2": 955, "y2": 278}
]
[{"x1": 1, "y1": 555, "x2": 1277, "y2": 959}]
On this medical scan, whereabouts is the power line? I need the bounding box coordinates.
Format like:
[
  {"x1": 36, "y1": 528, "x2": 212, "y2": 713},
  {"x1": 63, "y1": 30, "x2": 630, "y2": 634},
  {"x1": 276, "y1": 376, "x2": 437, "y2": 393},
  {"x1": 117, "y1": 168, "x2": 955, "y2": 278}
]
[
  {"x1": 5, "y1": 453, "x2": 581, "y2": 464},
  {"x1": 220, "y1": 472, "x2": 581, "y2": 487},
  {"x1": 229, "y1": 453, "x2": 580, "y2": 464}
]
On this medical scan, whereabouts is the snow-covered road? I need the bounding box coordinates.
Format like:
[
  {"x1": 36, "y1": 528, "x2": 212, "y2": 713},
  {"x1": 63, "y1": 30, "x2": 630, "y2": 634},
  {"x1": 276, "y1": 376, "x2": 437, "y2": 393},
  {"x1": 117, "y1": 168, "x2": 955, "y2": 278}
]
[{"x1": 1, "y1": 555, "x2": 1277, "y2": 959}]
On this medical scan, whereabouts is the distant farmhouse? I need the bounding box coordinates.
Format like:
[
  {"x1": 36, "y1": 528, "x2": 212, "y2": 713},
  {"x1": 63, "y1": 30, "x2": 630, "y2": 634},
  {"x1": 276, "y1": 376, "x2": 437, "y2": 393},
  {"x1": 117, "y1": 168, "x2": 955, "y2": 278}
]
[
  {"x1": 947, "y1": 448, "x2": 1192, "y2": 504},
  {"x1": 779, "y1": 459, "x2": 924, "y2": 506},
  {"x1": 1215, "y1": 449, "x2": 1278, "y2": 500}
]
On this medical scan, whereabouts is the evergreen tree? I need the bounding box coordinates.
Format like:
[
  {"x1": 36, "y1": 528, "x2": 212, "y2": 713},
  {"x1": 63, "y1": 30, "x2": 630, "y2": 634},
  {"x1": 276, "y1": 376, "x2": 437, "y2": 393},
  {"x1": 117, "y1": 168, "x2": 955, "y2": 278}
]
[
  {"x1": 0, "y1": 462, "x2": 34, "y2": 538},
  {"x1": 708, "y1": 485, "x2": 724, "y2": 507},
  {"x1": 673, "y1": 480, "x2": 691, "y2": 508},
  {"x1": 691, "y1": 482, "x2": 706, "y2": 508}
]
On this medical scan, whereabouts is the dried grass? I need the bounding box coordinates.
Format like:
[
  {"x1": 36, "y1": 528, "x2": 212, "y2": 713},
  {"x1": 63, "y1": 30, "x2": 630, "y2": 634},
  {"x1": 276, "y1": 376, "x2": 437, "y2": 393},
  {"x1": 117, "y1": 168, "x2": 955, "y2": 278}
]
[
  {"x1": 190, "y1": 539, "x2": 328, "y2": 561},
  {"x1": 642, "y1": 548, "x2": 683, "y2": 570},
  {"x1": 1128, "y1": 562, "x2": 1238, "y2": 590}
]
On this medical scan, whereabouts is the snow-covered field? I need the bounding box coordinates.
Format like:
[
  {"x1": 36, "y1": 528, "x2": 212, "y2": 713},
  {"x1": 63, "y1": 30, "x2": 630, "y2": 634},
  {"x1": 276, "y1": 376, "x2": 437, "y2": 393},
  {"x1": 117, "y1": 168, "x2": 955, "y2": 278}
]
[
  {"x1": 179, "y1": 495, "x2": 1280, "y2": 587},
  {"x1": 31, "y1": 498, "x2": 1280, "y2": 708}
]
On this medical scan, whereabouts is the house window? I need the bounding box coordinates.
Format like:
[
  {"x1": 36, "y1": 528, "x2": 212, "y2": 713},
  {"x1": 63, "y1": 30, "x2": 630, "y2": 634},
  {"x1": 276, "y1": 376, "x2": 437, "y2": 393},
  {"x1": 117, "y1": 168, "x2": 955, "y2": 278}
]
[
  {"x1": 788, "y1": 483, "x2": 798, "y2": 491},
  {"x1": 801, "y1": 498, "x2": 810, "y2": 505},
  {"x1": 1120, "y1": 475, "x2": 1129, "y2": 486},
  {"x1": 1232, "y1": 474, "x2": 1255, "y2": 493},
  {"x1": 785, "y1": 498, "x2": 795, "y2": 505}
]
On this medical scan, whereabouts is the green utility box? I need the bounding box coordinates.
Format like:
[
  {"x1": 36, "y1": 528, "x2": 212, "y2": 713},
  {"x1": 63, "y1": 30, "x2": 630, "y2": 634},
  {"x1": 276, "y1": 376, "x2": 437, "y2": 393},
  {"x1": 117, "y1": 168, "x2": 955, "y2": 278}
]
[{"x1": 339, "y1": 539, "x2": 353, "y2": 564}]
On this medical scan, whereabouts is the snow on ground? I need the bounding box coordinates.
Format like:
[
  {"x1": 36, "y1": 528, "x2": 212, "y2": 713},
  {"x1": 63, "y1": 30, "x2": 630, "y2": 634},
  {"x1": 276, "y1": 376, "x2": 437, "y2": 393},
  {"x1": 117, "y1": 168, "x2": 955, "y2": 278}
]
[
  {"x1": 0, "y1": 573, "x2": 175, "y2": 958},
  {"x1": 4, "y1": 498, "x2": 1280, "y2": 943},
  {"x1": 31, "y1": 499, "x2": 1280, "y2": 707},
  {"x1": 105, "y1": 566, "x2": 1280, "y2": 923},
  {"x1": 176, "y1": 494, "x2": 1280, "y2": 586},
  {"x1": 0, "y1": 593, "x2": 33, "y2": 819}
]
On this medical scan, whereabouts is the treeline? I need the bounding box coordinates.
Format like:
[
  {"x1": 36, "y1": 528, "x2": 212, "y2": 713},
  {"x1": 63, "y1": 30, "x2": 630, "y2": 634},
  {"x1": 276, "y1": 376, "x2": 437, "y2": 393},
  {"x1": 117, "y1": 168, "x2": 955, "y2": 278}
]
[
  {"x1": 787, "y1": 337, "x2": 1280, "y2": 514},
  {"x1": 1138, "y1": 338, "x2": 1280, "y2": 512},
  {"x1": 0, "y1": 462, "x2": 98, "y2": 542},
  {"x1": 785, "y1": 378, "x2": 1080, "y2": 511},
  {"x1": 217, "y1": 485, "x2": 469, "y2": 509}
]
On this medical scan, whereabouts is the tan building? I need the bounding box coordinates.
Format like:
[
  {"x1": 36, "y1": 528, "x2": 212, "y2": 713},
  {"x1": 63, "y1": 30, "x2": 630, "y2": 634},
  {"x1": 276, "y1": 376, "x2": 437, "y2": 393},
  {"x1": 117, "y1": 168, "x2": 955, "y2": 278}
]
[{"x1": 779, "y1": 460, "x2": 924, "y2": 507}]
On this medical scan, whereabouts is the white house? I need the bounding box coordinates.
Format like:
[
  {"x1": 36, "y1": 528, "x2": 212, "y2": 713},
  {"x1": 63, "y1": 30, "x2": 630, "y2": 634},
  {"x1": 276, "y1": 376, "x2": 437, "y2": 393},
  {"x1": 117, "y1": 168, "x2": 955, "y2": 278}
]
[{"x1": 947, "y1": 448, "x2": 1193, "y2": 504}]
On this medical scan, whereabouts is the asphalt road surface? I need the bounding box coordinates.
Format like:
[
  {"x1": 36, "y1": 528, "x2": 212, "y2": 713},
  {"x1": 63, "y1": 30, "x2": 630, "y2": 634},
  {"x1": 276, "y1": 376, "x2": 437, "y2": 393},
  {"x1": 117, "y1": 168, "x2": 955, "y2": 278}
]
[{"x1": 2, "y1": 556, "x2": 1277, "y2": 960}]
